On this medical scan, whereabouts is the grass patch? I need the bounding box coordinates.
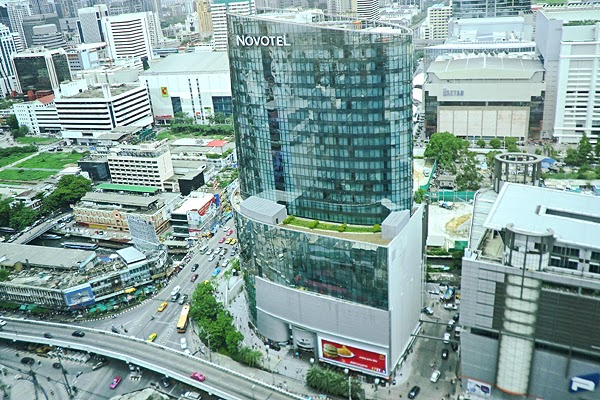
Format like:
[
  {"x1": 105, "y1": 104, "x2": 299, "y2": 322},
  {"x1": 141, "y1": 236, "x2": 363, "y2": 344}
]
[
  {"x1": 0, "y1": 169, "x2": 56, "y2": 181},
  {"x1": 16, "y1": 136, "x2": 59, "y2": 145},
  {"x1": 15, "y1": 152, "x2": 82, "y2": 170},
  {"x1": 286, "y1": 217, "x2": 376, "y2": 233},
  {"x1": 0, "y1": 152, "x2": 37, "y2": 168}
]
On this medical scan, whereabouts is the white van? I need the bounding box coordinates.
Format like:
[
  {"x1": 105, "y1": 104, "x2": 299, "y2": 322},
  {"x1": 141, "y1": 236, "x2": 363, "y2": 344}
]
[
  {"x1": 182, "y1": 392, "x2": 201, "y2": 400},
  {"x1": 180, "y1": 338, "x2": 187, "y2": 350},
  {"x1": 199, "y1": 245, "x2": 208, "y2": 253}
]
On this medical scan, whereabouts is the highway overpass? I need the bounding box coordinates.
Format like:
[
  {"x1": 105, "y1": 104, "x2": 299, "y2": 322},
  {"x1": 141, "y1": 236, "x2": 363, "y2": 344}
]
[{"x1": 0, "y1": 318, "x2": 305, "y2": 400}]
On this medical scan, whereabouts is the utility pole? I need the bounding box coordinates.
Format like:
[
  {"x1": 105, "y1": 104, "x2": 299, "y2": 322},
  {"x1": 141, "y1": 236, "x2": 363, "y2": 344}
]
[{"x1": 56, "y1": 349, "x2": 74, "y2": 398}]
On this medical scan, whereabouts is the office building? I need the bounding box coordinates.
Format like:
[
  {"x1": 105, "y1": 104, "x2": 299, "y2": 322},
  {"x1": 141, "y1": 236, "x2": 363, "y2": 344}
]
[
  {"x1": 29, "y1": 0, "x2": 53, "y2": 14},
  {"x1": 140, "y1": 52, "x2": 232, "y2": 124},
  {"x1": 56, "y1": 82, "x2": 153, "y2": 140},
  {"x1": 73, "y1": 191, "x2": 180, "y2": 234},
  {"x1": 31, "y1": 24, "x2": 66, "y2": 50},
  {"x1": 11, "y1": 48, "x2": 72, "y2": 93},
  {"x1": 461, "y1": 173, "x2": 600, "y2": 399},
  {"x1": 77, "y1": 5, "x2": 109, "y2": 44},
  {"x1": 536, "y1": 5, "x2": 600, "y2": 144},
  {"x1": 420, "y1": 3, "x2": 452, "y2": 40},
  {"x1": 13, "y1": 94, "x2": 60, "y2": 134},
  {"x1": 452, "y1": 0, "x2": 531, "y2": 19},
  {"x1": 101, "y1": 12, "x2": 160, "y2": 62},
  {"x1": 66, "y1": 43, "x2": 104, "y2": 71},
  {"x1": 107, "y1": 140, "x2": 178, "y2": 191},
  {"x1": 0, "y1": 23, "x2": 17, "y2": 96},
  {"x1": 211, "y1": 0, "x2": 255, "y2": 51},
  {"x1": 21, "y1": 13, "x2": 60, "y2": 48},
  {"x1": 424, "y1": 54, "x2": 545, "y2": 140},
  {"x1": 170, "y1": 193, "x2": 215, "y2": 238},
  {"x1": 229, "y1": 11, "x2": 423, "y2": 379},
  {"x1": 6, "y1": 0, "x2": 30, "y2": 49}
]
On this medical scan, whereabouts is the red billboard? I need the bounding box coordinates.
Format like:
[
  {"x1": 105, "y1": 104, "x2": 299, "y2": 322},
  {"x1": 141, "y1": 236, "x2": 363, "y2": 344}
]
[{"x1": 319, "y1": 338, "x2": 387, "y2": 376}]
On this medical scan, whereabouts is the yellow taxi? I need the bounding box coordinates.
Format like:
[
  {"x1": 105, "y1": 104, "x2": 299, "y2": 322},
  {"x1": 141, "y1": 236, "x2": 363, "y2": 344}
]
[
  {"x1": 147, "y1": 333, "x2": 157, "y2": 342},
  {"x1": 225, "y1": 238, "x2": 232, "y2": 244},
  {"x1": 157, "y1": 302, "x2": 168, "y2": 312},
  {"x1": 230, "y1": 238, "x2": 237, "y2": 245}
]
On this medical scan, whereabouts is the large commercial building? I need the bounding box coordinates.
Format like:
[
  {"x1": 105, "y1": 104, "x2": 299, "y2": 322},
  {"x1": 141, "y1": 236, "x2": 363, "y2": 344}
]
[
  {"x1": 31, "y1": 24, "x2": 66, "y2": 50},
  {"x1": 11, "y1": 48, "x2": 72, "y2": 94},
  {"x1": 55, "y1": 82, "x2": 153, "y2": 139},
  {"x1": 229, "y1": 11, "x2": 424, "y2": 379},
  {"x1": 424, "y1": 54, "x2": 545, "y2": 141},
  {"x1": 536, "y1": 5, "x2": 600, "y2": 144},
  {"x1": 452, "y1": 0, "x2": 531, "y2": 19},
  {"x1": 0, "y1": 242, "x2": 169, "y2": 310},
  {"x1": 461, "y1": 178, "x2": 600, "y2": 399},
  {"x1": 107, "y1": 140, "x2": 177, "y2": 191},
  {"x1": 211, "y1": 0, "x2": 255, "y2": 51},
  {"x1": 21, "y1": 13, "x2": 59, "y2": 48},
  {"x1": 0, "y1": 23, "x2": 17, "y2": 96},
  {"x1": 140, "y1": 52, "x2": 232, "y2": 124}
]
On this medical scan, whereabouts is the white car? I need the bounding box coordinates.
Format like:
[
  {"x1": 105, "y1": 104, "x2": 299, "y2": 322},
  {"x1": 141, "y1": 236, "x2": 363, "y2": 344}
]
[
  {"x1": 430, "y1": 370, "x2": 441, "y2": 383},
  {"x1": 208, "y1": 254, "x2": 216, "y2": 262},
  {"x1": 444, "y1": 303, "x2": 458, "y2": 310},
  {"x1": 0, "y1": 320, "x2": 6, "y2": 326},
  {"x1": 223, "y1": 226, "x2": 230, "y2": 232},
  {"x1": 443, "y1": 333, "x2": 451, "y2": 344},
  {"x1": 180, "y1": 338, "x2": 187, "y2": 350}
]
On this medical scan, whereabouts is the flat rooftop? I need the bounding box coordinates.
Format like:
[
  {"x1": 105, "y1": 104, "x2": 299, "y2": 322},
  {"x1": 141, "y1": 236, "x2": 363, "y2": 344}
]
[
  {"x1": 428, "y1": 54, "x2": 544, "y2": 79},
  {"x1": 484, "y1": 183, "x2": 600, "y2": 251},
  {"x1": 63, "y1": 84, "x2": 140, "y2": 99},
  {"x1": 142, "y1": 52, "x2": 230, "y2": 75},
  {"x1": 173, "y1": 194, "x2": 214, "y2": 214},
  {"x1": 96, "y1": 183, "x2": 159, "y2": 195},
  {"x1": 0, "y1": 242, "x2": 96, "y2": 270},
  {"x1": 80, "y1": 192, "x2": 159, "y2": 208}
]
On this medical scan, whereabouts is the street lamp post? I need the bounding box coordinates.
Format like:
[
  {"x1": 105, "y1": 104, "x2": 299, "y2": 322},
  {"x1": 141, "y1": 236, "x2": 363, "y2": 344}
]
[{"x1": 344, "y1": 368, "x2": 351, "y2": 400}]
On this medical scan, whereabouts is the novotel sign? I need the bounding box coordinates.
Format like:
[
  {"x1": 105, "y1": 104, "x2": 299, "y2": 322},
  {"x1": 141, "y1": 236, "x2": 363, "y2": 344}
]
[{"x1": 236, "y1": 35, "x2": 291, "y2": 47}]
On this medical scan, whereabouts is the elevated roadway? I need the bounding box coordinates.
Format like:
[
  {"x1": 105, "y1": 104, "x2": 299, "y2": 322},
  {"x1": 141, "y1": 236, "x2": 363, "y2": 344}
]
[{"x1": 0, "y1": 318, "x2": 304, "y2": 400}]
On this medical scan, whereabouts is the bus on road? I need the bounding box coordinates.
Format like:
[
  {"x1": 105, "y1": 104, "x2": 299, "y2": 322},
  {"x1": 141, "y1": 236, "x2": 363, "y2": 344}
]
[{"x1": 177, "y1": 304, "x2": 190, "y2": 333}]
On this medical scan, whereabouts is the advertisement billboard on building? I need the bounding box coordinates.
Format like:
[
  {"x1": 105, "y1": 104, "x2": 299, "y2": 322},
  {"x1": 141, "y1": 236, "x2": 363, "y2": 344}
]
[
  {"x1": 318, "y1": 338, "x2": 387, "y2": 376},
  {"x1": 64, "y1": 284, "x2": 95, "y2": 308},
  {"x1": 467, "y1": 379, "x2": 492, "y2": 397}
]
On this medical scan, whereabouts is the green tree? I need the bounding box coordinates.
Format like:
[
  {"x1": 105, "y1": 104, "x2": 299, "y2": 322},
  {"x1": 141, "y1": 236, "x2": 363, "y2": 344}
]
[
  {"x1": 489, "y1": 138, "x2": 502, "y2": 149},
  {"x1": 6, "y1": 114, "x2": 18, "y2": 130},
  {"x1": 505, "y1": 137, "x2": 519, "y2": 152},
  {"x1": 172, "y1": 112, "x2": 194, "y2": 125},
  {"x1": 225, "y1": 328, "x2": 244, "y2": 354},
  {"x1": 208, "y1": 112, "x2": 228, "y2": 125},
  {"x1": 0, "y1": 198, "x2": 11, "y2": 227},
  {"x1": 476, "y1": 139, "x2": 486, "y2": 148},
  {"x1": 12, "y1": 125, "x2": 29, "y2": 138},
  {"x1": 8, "y1": 202, "x2": 39, "y2": 230},
  {"x1": 455, "y1": 152, "x2": 482, "y2": 191},
  {"x1": 43, "y1": 175, "x2": 91, "y2": 212},
  {"x1": 0, "y1": 269, "x2": 10, "y2": 281},
  {"x1": 423, "y1": 132, "x2": 468, "y2": 173},
  {"x1": 486, "y1": 151, "x2": 502, "y2": 168},
  {"x1": 576, "y1": 133, "x2": 593, "y2": 166},
  {"x1": 306, "y1": 366, "x2": 362, "y2": 400},
  {"x1": 414, "y1": 188, "x2": 427, "y2": 204}
]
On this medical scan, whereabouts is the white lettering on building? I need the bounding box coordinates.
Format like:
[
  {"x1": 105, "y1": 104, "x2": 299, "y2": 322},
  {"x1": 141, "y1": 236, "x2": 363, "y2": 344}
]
[
  {"x1": 443, "y1": 88, "x2": 464, "y2": 97},
  {"x1": 236, "y1": 35, "x2": 291, "y2": 47}
]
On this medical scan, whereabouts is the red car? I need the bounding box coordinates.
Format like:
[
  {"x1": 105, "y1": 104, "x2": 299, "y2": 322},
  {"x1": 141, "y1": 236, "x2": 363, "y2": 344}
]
[
  {"x1": 191, "y1": 273, "x2": 199, "y2": 282},
  {"x1": 218, "y1": 237, "x2": 226, "y2": 243},
  {"x1": 110, "y1": 376, "x2": 122, "y2": 389},
  {"x1": 190, "y1": 372, "x2": 205, "y2": 382},
  {"x1": 226, "y1": 229, "x2": 233, "y2": 236}
]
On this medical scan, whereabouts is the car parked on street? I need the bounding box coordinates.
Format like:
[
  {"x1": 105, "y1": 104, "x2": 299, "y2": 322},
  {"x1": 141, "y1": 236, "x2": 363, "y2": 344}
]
[
  {"x1": 443, "y1": 333, "x2": 451, "y2": 344},
  {"x1": 191, "y1": 274, "x2": 199, "y2": 282},
  {"x1": 444, "y1": 303, "x2": 458, "y2": 310},
  {"x1": 430, "y1": 370, "x2": 441, "y2": 383},
  {"x1": 226, "y1": 229, "x2": 233, "y2": 236},
  {"x1": 421, "y1": 307, "x2": 433, "y2": 315},
  {"x1": 442, "y1": 349, "x2": 449, "y2": 359},
  {"x1": 218, "y1": 237, "x2": 226, "y2": 243}
]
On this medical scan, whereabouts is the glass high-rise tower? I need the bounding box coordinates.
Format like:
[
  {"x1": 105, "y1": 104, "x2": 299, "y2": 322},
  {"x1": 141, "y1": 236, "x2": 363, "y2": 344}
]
[
  {"x1": 229, "y1": 11, "x2": 414, "y2": 225},
  {"x1": 228, "y1": 10, "x2": 425, "y2": 380}
]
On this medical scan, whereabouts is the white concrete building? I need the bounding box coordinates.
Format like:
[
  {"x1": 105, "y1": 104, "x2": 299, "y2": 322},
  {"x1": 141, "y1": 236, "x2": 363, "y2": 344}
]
[
  {"x1": 424, "y1": 54, "x2": 546, "y2": 141},
  {"x1": 101, "y1": 12, "x2": 160, "y2": 62},
  {"x1": 140, "y1": 52, "x2": 231, "y2": 124},
  {"x1": 6, "y1": 0, "x2": 30, "y2": 49},
  {"x1": 211, "y1": 0, "x2": 255, "y2": 51},
  {"x1": 66, "y1": 43, "x2": 105, "y2": 71},
  {"x1": 0, "y1": 23, "x2": 17, "y2": 96},
  {"x1": 536, "y1": 5, "x2": 600, "y2": 144},
  {"x1": 31, "y1": 24, "x2": 66, "y2": 50},
  {"x1": 420, "y1": 3, "x2": 452, "y2": 40},
  {"x1": 13, "y1": 94, "x2": 60, "y2": 134},
  {"x1": 107, "y1": 140, "x2": 177, "y2": 191},
  {"x1": 76, "y1": 4, "x2": 109, "y2": 44},
  {"x1": 55, "y1": 82, "x2": 152, "y2": 141}
]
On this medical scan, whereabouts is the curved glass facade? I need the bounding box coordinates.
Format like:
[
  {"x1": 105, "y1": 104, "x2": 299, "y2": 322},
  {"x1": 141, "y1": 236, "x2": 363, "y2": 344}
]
[
  {"x1": 235, "y1": 208, "x2": 390, "y2": 323},
  {"x1": 228, "y1": 12, "x2": 413, "y2": 225}
]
